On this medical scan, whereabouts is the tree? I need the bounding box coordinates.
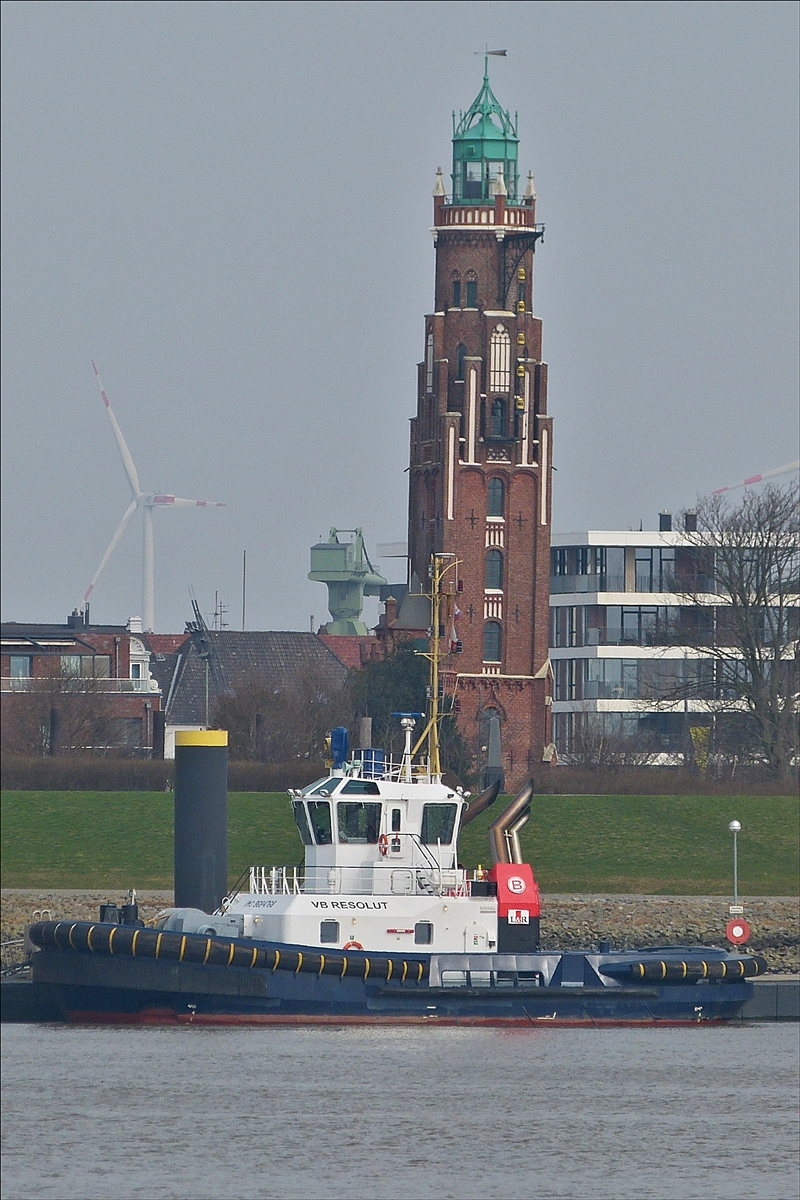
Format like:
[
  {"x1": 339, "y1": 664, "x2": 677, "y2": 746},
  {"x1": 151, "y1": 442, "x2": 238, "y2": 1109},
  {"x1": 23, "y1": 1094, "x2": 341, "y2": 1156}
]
[
  {"x1": 347, "y1": 642, "x2": 473, "y2": 782},
  {"x1": 676, "y1": 481, "x2": 799, "y2": 783},
  {"x1": 212, "y1": 668, "x2": 349, "y2": 763}
]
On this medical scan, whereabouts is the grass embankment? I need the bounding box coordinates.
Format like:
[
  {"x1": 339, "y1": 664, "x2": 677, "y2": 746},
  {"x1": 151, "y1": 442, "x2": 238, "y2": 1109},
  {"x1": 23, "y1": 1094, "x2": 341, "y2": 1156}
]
[{"x1": 2, "y1": 791, "x2": 797, "y2": 894}]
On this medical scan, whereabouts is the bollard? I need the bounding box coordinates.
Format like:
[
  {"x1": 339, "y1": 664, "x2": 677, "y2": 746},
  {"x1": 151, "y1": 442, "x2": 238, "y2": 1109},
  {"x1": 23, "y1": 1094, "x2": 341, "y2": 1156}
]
[{"x1": 174, "y1": 730, "x2": 228, "y2": 913}]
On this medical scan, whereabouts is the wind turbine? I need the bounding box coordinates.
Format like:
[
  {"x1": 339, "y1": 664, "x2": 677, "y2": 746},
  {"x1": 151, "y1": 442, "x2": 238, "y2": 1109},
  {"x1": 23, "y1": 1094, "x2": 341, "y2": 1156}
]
[{"x1": 81, "y1": 362, "x2": 224, "y2": 631}]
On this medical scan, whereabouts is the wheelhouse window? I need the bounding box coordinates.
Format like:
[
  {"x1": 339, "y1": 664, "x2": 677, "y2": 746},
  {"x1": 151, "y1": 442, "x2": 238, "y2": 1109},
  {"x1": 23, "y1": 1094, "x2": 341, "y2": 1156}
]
[
  {"x1": 414, "y1": 921, "x2": 434, "y2": 945},
  {"x1": 483, "y1": 621, "x2": 502, "y2": 662},
  {"x1": 303, "y1": 777, "x2": 338, "y2": 796},
  {"x1": 337, "y1": 801, "x2": 382, "y2": 844},
  {"x1": 9, "y1": 656, "x2": 32, "y2": 678},
  {"x1": 487, "y1": 478, "x2": 505, "y2": 517},
  {"x1": 319, "y1": 920, "x2": 339, "y2": 944},
  {"x1": 420, "y1": 803, "x2": 458, "y2": 845},
  {"x1": 307, "y1": 800, "x2": 333, "y2": 844},
  {"x1": 340, "y1": 779, "x2": 380, "y2": 795},
  {"x1": 485, "y1": 550, "x2": 503, "y2": 590},
  {"x1": 292, "y1": 801, "x2": 313, "y2": 845}
]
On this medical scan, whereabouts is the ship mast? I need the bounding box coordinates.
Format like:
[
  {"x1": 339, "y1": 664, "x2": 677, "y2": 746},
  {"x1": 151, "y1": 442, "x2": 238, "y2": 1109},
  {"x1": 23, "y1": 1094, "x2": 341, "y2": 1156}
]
[{"x1": 411, "y1": 552, "x2": 460, "y2": 781}]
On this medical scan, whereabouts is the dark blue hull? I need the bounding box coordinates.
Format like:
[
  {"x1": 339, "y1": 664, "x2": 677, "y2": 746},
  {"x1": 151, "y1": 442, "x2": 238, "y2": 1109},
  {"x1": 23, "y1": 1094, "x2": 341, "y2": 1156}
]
[{"x1": 5, "y1": 941, "x2": 755, "y2": 1026}]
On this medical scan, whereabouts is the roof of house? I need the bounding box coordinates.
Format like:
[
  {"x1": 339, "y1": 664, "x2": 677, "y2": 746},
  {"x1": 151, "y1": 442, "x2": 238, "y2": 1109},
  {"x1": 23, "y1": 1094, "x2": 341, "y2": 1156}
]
[{"x1": 164, "y1": 631, "x2": 350, "y2": 726}]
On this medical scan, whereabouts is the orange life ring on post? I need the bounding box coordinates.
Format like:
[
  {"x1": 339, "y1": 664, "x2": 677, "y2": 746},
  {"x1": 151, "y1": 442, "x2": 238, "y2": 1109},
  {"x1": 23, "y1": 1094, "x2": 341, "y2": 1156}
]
[
  {"x1": 378, "y1": 834, "x2": 389, "y2": 857},
  {"x1": 343, "y1": 940, "x2": 363, "y2": 951}
]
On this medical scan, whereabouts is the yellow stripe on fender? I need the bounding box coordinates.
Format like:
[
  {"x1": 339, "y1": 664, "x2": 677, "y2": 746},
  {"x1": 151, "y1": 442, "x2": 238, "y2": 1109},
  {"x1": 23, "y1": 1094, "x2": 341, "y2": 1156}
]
[
  {"x1": 202, "y1": 938, "x2": 212, "y2": 965},
  {"x1": 680, "y1": 962, "x2": 687, "y2": 979},
  {"x1": 660, "y1": 962, "x2": 666, "y2": 979},
  {"x1": 179, "y1": 936, "x2": 187, "y2": 962},
  {"x1": 401, "y1": 961, "x2": 408, "y2": 983},
  {"x1": 341, "y1": 957, "x2": 348, "y2": 977},
  {"x1": 108, "y1": 927, "x2": 116, "y2": 955},
  {"x1": 226, "y1": 943, "x2": 235, "y2": 966},
  {"x1": 720, "y1": 962, "x2": 727, "y2": 978},
  {"x1": 87, "y1": 925, "x2": 96, "y2": 952},
  {"x1": 155, "y1": 932, "x2": 164, "y2": 959},
  {"x1": 363, "y1": 958, "x2": 370, "y2": 980},
  {"x1": 131, "y1": 930, "x2": 140, "y2": 956},
  {"x1": 68, "y1": 924, "x2": 78, "y2": 949},
  {"x1": 249, "y1": 947, "x2": 257, "y2": 969},
  {"x1": 272, "y1": 950, "x2": 280, "y2": 972},
  {"x1": 417, "y1": 962, "x2": 424, "y2": 983},
  {"x1": 318, "y1": 955, "x2": 325, "y2": 976},
  {"x1": 386, "y1": 960, "x2": 393, "y2": 982},
  {"x1": 295, "y1": 952, "x2": 303, "y2": 975},
  {"x1": 701, "y1": 962, "x2": 708, "y2": 977}
]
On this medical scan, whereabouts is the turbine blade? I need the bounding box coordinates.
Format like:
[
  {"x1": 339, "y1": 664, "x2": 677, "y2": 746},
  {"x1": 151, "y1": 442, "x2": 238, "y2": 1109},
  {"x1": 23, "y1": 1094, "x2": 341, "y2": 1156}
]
[
  {"x1": 712, "y1": 461, "x2": 799, "y2": 494},
  {"x1": 152, "y1": 495, "x2": 225, "y2": 507},
  {"x1": 92, "y1": 361, "x2": 142, "y2": 497},
  {"x1": 82, "y1": 499, "x2": 138, "y2": 604}
]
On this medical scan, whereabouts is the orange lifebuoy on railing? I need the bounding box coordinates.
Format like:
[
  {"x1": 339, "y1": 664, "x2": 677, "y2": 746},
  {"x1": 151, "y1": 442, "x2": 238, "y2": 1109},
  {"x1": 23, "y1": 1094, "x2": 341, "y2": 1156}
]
[
  {"x1": 342, "y1": 940, "x2": 363, "y2": 951},
  {"x1": 378, "y1": 834, "x2": 389, "y2": 857}
]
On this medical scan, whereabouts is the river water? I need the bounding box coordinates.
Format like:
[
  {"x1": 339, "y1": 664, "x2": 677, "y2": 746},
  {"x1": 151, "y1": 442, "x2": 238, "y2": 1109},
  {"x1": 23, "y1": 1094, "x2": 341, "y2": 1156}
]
[{"x1": 2, "y1": 1023, "x2": 797, "y2": 1200}]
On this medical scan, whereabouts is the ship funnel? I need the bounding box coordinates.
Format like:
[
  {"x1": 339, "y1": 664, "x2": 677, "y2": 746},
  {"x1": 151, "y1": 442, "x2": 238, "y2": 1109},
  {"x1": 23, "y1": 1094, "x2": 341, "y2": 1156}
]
[
  {"x1": 460, "y1": 778, "x2": 501, "y2": 828},
  {"x1": 487, "y1": 779, "x2": 535, "y2": 865}
]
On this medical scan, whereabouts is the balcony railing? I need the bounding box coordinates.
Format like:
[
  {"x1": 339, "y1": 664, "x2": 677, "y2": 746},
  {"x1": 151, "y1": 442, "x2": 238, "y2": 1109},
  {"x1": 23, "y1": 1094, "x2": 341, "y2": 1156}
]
[{"x1": 1, "y1": 677, "x2": 159, "y2": 693}]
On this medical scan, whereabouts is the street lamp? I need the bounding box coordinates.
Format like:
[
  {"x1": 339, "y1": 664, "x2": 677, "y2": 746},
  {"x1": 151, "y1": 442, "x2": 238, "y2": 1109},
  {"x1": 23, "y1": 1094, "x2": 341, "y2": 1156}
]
[{"x1": 729, "y1": 820, "x2": 741, "y2": 910}]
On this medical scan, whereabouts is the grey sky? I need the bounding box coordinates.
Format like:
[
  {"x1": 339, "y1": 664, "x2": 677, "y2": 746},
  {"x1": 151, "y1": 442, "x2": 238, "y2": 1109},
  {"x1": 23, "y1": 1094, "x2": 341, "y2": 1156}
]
[{"x1": 2, "y1": 0, "x2": 797, "y2": 633}]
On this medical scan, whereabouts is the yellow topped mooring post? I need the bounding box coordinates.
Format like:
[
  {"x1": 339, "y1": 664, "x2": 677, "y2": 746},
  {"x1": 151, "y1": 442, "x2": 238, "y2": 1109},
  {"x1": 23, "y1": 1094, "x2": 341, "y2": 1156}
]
[{"x1": 174, "y1": 730, "x2": 228, "y2": 913}]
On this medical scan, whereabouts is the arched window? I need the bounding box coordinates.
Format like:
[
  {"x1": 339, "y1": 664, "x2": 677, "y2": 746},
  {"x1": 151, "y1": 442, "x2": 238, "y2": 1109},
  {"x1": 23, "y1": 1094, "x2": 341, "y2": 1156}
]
[
  {"x1": 485, "y1": 550, "x2": 503, "y2": 590},
  {"x1": 452, "y1": 273, "x2": 461, "y2": 308},
  {"x1": 483, "y1": 621, "x2": 502, "y2": 662},
  {"x1": 489, "y1": 325, "x2": 511, "y2": 390},
  {"x1": 487, "y1": 477, "x2": 505, "y2": 517},
  {"x1": 426, "y1": 332, "x2": 434, "y2": 393},
  {"x1": 465, "y1": 271, "x2": 477, "y2": 309},
  {"x1": 456, "y1": 343, "x2": 467, "y2": 381},
  {"x1": 491, "y1": 398, "x2": 505, "y2": 438}
]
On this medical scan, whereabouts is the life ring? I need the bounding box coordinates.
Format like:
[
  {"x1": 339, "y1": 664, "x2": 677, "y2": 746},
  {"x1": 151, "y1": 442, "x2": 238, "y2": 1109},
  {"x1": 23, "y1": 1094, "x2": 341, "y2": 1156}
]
[
  {"x1": 378, "y1": 834, "x2": 389, "y2": 857},
  {"x1": 342, "y1": 940, "x2": 363, "y2": 951}
]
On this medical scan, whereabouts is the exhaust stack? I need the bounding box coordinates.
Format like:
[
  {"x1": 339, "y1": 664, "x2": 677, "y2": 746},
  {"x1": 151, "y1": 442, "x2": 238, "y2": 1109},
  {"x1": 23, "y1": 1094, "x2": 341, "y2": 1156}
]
[{"x1": 487, "y1": 779, "x2": 535, "y2": 865}]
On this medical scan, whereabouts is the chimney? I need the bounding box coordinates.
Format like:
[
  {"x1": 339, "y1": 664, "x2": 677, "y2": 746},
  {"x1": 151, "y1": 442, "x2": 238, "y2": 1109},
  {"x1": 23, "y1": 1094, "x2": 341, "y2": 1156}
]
[
  {"x1": 383, "y1": 595, "x2": 398, "y2": 627},
  {"x1": 127, "y1": 615, "x2": 143, "y2": 633},
  {"x1": 684, "y1": 511, "x2": 698, "y2": 533},
  {"x1": 659, "y1": 512, "x2": 673, "y2": 532}
]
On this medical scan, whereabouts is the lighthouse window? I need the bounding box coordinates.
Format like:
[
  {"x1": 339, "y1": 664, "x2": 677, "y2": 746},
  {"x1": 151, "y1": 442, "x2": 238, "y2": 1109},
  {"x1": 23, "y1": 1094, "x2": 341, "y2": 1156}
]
[
  {"x1": 307, "y1": 801, "x2": 333, "y2": 845},
  {"x1": 452, "y1": 279, "x2": 461, "y2": 307},
  {"x1": 489, "y1": 326, "x2": 511, "y2": 391},
  {"x1": 483, "y1": 622, "x2": 502, "y2": 662},
  {"x1": 465, "y1": 278, "x2": 478, "y2": 308},
  {"x1": 487, "y1": 478, "x2": 505, "y2": 517},
  {"x1": 337, "y1": 801, "x2": 382, "y2": 844},
  {"x1": 490, "y1": 398, "x2": 506, "y2": 438},
  {"x1": 463, "y1": 161, "x2": 482, "y2": 199},
  {"x1": 414, "y1": 921, "x2": 434, "y2": 945},
  {"x1": 485, "y1": 550, "x2": 503, "y2": 590},
  {"x1": 292, "y1": 801, "x2": 313, "y2": 846},
  {"x1": 319, "y1": 920, "x2": 340, "y2": 944},
  {"x1": 420, "y1": 803, "x2": 457, "y2": 845}
]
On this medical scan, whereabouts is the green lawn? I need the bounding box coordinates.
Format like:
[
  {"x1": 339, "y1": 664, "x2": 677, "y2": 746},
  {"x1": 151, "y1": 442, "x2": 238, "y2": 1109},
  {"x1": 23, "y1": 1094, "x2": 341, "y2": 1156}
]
[{"x1": 1, "y1": 791, "x2": 797, "y2": 894}]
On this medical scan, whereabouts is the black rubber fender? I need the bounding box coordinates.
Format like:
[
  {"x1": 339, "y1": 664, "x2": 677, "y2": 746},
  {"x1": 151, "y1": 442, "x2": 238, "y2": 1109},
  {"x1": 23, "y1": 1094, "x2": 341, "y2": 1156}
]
[
  {"x1": 600, "y1": 955, "x2": 768, "y2": 983},
  {"x1": 27, "y1": 921, "x2": 429, "y2": 984}
]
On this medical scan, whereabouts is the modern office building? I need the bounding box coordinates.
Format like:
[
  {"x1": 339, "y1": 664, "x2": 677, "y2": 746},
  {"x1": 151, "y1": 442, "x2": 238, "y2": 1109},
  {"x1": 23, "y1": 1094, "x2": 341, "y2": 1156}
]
[{"x1": 549, "y1": 516, "x2": 722, "y2": 761}]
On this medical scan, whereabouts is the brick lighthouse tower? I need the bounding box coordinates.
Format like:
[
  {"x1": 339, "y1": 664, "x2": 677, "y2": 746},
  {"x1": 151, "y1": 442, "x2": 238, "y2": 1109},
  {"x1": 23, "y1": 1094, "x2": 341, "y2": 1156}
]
[{"x1": 407, "y1": 62, "x2": 554, "y2": 788}]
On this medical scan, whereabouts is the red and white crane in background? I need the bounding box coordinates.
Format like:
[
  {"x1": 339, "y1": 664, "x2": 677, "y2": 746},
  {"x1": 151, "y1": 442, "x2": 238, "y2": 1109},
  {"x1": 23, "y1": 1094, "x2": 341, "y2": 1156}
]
[
  {"x1": 712, "y1": 461, "x2": 799, "y2": 495},
  {"x1": 81, "y1": 362, "x2": 224, "y2": 632}
]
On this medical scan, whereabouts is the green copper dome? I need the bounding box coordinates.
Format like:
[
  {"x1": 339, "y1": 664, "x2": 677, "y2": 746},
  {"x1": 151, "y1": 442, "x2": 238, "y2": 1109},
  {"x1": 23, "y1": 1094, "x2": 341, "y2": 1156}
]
[{"x1": 452, "y1": 61, "x2": 519, "y2": 202}]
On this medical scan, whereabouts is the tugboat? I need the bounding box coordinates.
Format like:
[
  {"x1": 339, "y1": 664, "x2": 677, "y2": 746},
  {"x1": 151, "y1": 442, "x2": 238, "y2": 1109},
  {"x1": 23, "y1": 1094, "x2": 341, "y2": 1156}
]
[{"x1": 17, "y1": 556, "x2": 767, "y2": 1025}]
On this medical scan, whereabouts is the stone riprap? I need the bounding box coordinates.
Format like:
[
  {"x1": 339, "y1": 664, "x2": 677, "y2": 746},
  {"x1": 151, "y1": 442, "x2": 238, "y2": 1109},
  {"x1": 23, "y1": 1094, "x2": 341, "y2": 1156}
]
[{"x1": 2, "y1": 890, "x2": 797, "y2": 973}]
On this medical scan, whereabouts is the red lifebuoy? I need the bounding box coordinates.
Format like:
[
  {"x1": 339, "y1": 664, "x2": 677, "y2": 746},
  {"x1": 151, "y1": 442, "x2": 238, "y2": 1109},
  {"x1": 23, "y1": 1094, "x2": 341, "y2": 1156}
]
[
  {"x1": 378, "y1": 834, "x2": 389, "y2": 857},
  {"x1": 343, "y1": 940, "x2": 363, "y2": 951}
]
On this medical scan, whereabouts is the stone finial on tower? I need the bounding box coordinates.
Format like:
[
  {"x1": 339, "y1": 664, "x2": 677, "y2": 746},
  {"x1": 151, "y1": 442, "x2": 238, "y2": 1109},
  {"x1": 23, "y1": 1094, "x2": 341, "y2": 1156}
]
[
  {"x1": 433, "y1": 167, "x2": 447, "y2": 197},
  {"x1": 524, "y1": 171, "x2": 537, "y2": 204},
  {"x1": 491, "y1": 164, "x2": 508, "y2": 197}
]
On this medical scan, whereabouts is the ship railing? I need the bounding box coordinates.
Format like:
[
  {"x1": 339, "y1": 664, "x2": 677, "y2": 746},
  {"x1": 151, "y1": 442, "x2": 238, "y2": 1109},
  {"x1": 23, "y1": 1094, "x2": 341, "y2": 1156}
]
[{"x1": 246, "y1": 863, "x2": 476, "y2": 898}]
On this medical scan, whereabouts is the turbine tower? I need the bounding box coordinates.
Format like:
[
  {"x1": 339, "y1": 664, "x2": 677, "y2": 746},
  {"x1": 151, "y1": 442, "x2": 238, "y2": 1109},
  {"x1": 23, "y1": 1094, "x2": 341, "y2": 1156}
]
[{"x1": 81, "y1": 362, "x2": 224, "y2": 631}]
